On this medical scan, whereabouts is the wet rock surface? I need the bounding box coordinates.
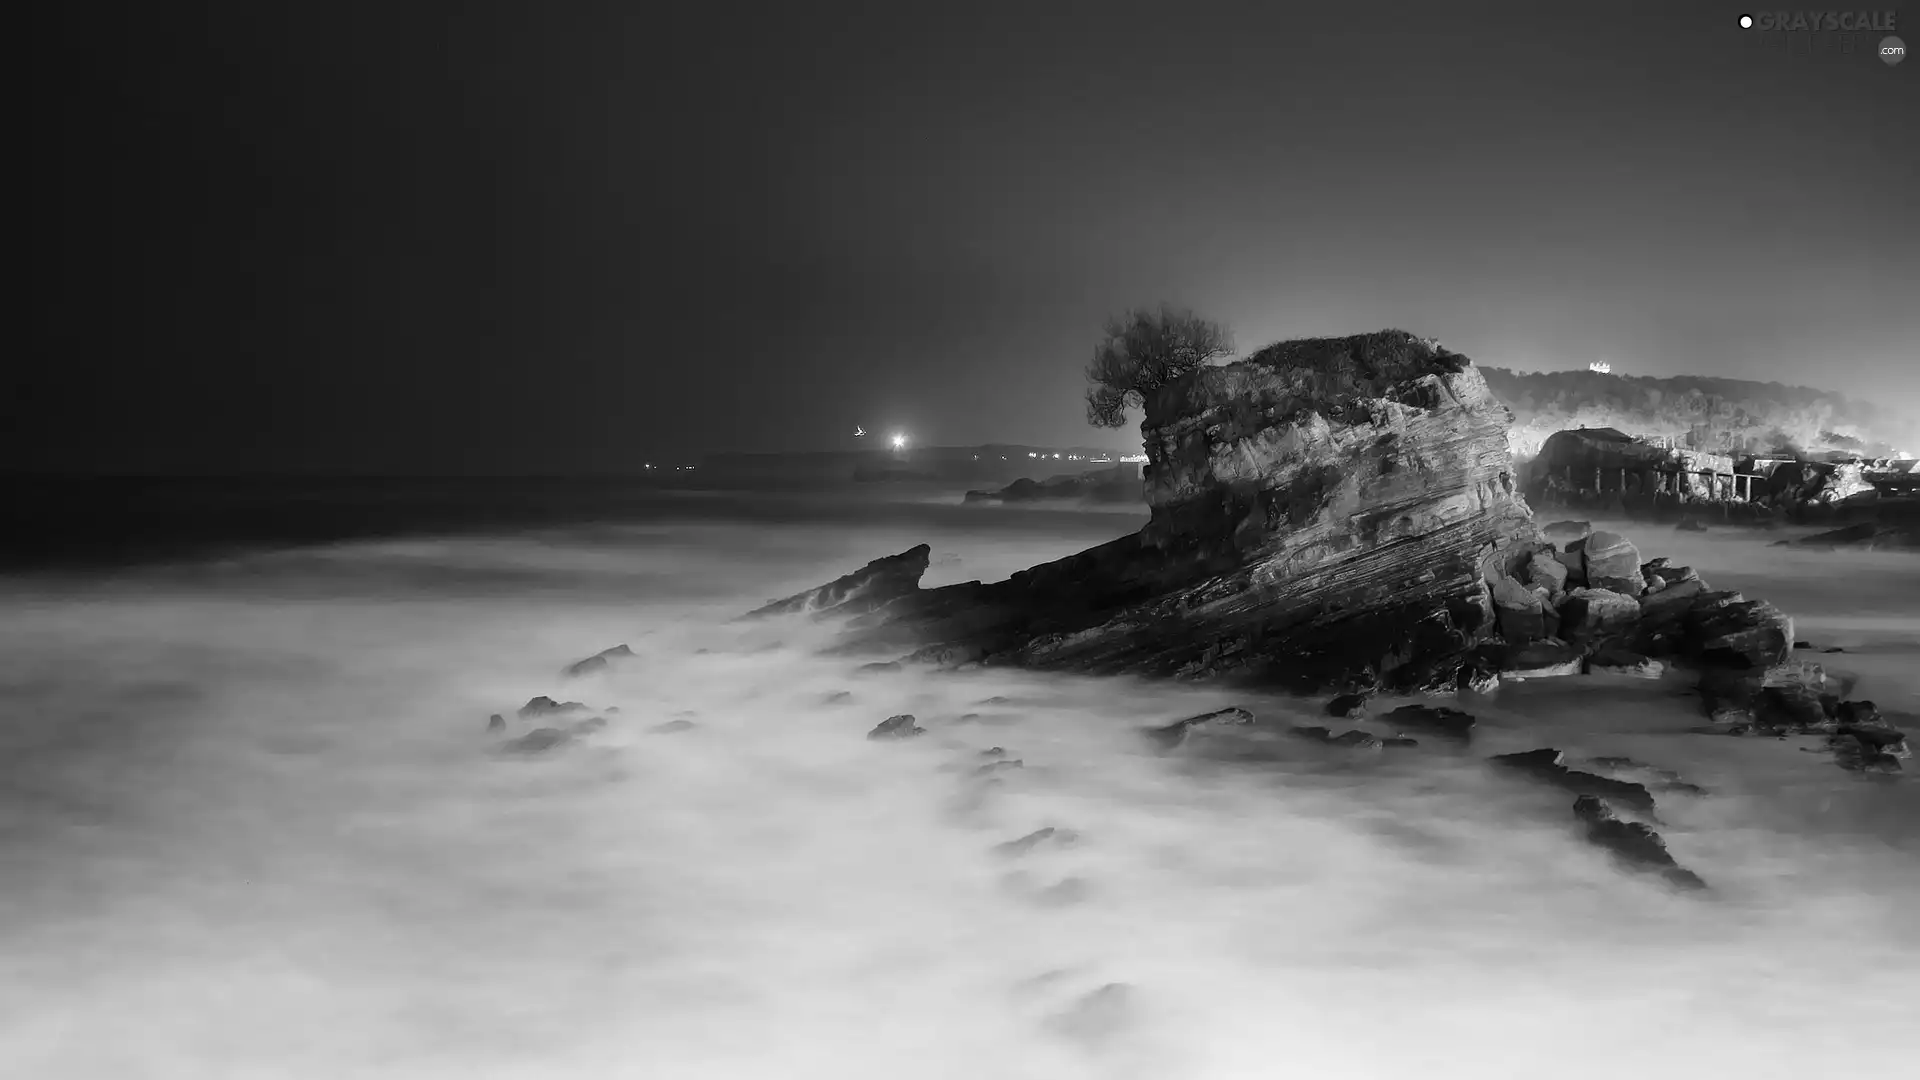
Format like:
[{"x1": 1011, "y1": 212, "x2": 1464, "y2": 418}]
[
  {"x1": 1572, "y1": 795, "x2": 1707, "y2": 891},
  {"x1": 758, "y1": 333, "x2": 1538, "y2": 695},
  {"x1": 1380, "y1": 703, "x2": 1475, "y2": 740},
  {"x1": 867, "y1": 713, "x2": 926, "y2": 740},
  {"x1": 1490, "y1": 748, "x2": 1656, "y2": 813}
]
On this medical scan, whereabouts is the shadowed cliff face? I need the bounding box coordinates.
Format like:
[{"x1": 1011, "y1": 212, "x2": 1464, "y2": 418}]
[{"x1": 1140, "y1": 331, "x2": 1534, "y2": 566}]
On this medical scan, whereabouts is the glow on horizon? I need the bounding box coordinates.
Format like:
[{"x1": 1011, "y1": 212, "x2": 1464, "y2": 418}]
[{"x1": 890, "y1": 432, "x2": 908, "y2": 450}]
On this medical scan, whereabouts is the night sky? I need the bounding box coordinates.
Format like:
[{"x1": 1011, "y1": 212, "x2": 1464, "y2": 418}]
[{"x1": 21, "y1": 2, "x2": 1918, "y2": 474}]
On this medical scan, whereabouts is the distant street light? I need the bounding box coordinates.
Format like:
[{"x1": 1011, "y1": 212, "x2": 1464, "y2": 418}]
[{"x1": 890, "y1": 433, "x2": 908, "y2": 450}]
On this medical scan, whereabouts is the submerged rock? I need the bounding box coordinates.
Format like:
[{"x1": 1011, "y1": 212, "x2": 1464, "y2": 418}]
[
  {"x1": 1326, "y1": 691, "x2": 1371, "y2": 719},
  {"x1": 485, "y1": 713, "x2": 506, "y2": 732},
  {"x1": 1572, "y1": 795, "x2": 1706, "y2": 890},
  {"x1": 1490, "y1": 748, "x2": 1657, "y2": 813},
  {"x1": 867, "y1": 713, "x2": 926, "y2": 740},
  {"x1": 648, "y1": 719, "x2": 697, "y2": 735},
  {"x1": 1145, "y1": 705, "x2": 1257, "y2": 749},
  {"x1": 499, "y1": 727, "x2": 572, "y2": 755},
  {"x1": 1381, "y1": 703, "x2": 1475, "y2": 740},
  {"x1": 517, "y1": 696, "x2": 588, "y2": 719},
  {"x1": 562, "y1": 643, "x2": 635, "y2": 677}
]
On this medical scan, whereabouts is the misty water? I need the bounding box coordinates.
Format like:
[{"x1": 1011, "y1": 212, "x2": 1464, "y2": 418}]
[{"x1": 3, "y1": 489, "x2": 1917, "y2": 1079}]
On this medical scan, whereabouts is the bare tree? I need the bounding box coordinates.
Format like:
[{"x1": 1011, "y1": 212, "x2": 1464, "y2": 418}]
[{"x1": 1084, "y1": 305, "x2": 1234, "y2": 428}]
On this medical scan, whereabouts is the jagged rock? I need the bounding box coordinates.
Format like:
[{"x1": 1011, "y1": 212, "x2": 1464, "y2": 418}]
[
  {"x1": 499, "y1": 727, "x2": 572, "y2": 754},
  {"x1": 1558, "y1": 587, "x2": 1640, "y2": 642},
  {"x1": 1588, "y1": 647, "x2": 1663, "y2": 679},
  {"x1": 1145, "y1": 706, "x2": 1256, "y2": 749},
  {"x1": 746, "y1": 545, "x2": 933, "y2": 618},
  {"x1": 563, "y1": 643, "x2": 635, "y2": 677},
  {"x1": 974, "y1": 758, "x2": 1024, "y2": 776},
  {"x1": 759, "y1": 333, "x2": 1535, "y2": 694},
  {"x1": 1572, "y1": 795, "x2": 1706, "y2": 890},
  {"x1": 1381, "y1": 703, "x2": 1475, "y2": 739},
  {"x1": 517, "y1": 696, "x2": 588, "y2": 719},
  {"x1": 568, "y1": 715, "x2": 608, "y2": 735},
  {"x1": 1498, "y1": 640, "x2": 1585, "y2": 680},
  {"x1": 1582, "y1": 531, "x2": 1644, "y2": 596},
  {"x1": 1490, "y1": 749, "x2": 1657, "y2": 813},
  {"x1": 857, "y1": 661, "x2": 902, "y2": 675},
  {"x1": 1490, "y1": 574, "x2": 1549, "y2": 644},
  {"x1": 485, "y1": 713, "x2": 506, "y2": 732},
  {"x1": 649, "y1": 719, "x2": 697, "y2": 734},
  {"x1": 1326, "y1": 692, "x2": 1371, "y2": 719},
  {"x1": 1633, "y1": 578, "x2": 1712, "y2": 655},
  {"x1": 1699, "y1": 659, "x2": 1833, "y2": 731},
  {"x1": 1684, "y1": 595, "x2": 1793, "y2": 669},
  {"x1": 1526, "y1": 549, "x2": 1569, "y2": 596},
  {"x1": 867, "y1": 714, "x2": 926, "y2": 740}
]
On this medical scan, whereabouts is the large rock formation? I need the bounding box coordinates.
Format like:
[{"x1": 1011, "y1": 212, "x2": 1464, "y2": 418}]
[{"x1": 760, "y1": 331, "x2": 1540, "y2": 693}]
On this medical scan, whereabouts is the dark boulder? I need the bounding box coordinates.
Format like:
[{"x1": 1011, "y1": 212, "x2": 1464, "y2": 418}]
[
  {"x1": 563, "y1": 643, "x2": 635, "y2": 678},
  {"x1": 1326, "y1": 692, "x2": 1371, "y2": 719},
  {"x1": 867, "y1": 713, "x2": 926, "y2": 740},
  {"x1": 1145, "y1": 706, "x2": 1257, "y2": 750},
  {"x1": 746, "y1": 544, "x2": 933, "y2": 619},
  {"x1": 499, "y1": 727, "x2": 572, "y2": 755},
  {"x1": 518, "y1": 696, "x2": 588, "y2": 719},
  {"x1": 1490, "y1": 749, "x2": 1657, "y2": 813},
  {"x1": 1381, "y1": 703, "x2": 1475, "y2": 740},
  {"x1": 1572, "y1": 795, "x2": 1706, "y2": 890}
]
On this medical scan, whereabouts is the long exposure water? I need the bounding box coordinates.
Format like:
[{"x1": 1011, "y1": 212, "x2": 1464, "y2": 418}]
[{"x1": 3, "y1": 486, "x2": 1916, "y2": 1079}]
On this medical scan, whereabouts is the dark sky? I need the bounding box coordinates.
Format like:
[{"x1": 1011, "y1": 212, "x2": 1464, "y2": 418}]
[{"x1": 21, "y1": 1, "x2": 1918, "y2": 473}]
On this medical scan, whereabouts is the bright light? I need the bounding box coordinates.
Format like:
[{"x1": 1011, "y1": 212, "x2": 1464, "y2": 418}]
[
  {"x1": 890, "y1": 433, "x2": 908, "y2": 450},
  {"x1": 1053, "y1": 453, "x2": 1061, "y2": 459},
  {"x1": 1589, "y1": 361, "x2": 1612, "y2": 374}
]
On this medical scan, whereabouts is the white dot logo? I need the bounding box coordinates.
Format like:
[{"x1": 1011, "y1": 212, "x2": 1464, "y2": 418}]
[
  {"x1": 1882, "y1": 35, "x2": 1907, "y2": 66},
  {"x1": 1739, "y1": 14, "x2": 1754, "y2": 29}
]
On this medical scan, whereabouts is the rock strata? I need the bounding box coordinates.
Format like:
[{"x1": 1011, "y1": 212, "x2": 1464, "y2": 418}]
[{"x1": 764, "y1": 333, "x2": 1537, "y2": 694}]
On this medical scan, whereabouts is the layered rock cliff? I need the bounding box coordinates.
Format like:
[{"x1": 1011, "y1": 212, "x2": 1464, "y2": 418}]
[{"x1": 756, "y1": 331, "x2": 1540, "y2": 694}]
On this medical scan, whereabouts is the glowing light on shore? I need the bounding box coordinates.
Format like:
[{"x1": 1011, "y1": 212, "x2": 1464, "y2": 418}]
[
  {"x1": 1589, "y1": 361, "x2": 1612, "y2": 374},
  {"x1": 890, "y1": 433, "x2": 908, "y2": 450}
]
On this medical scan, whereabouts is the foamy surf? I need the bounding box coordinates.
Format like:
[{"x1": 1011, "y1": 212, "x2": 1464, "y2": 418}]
[{"x1": 1, "y1": 513, "x2": 1916, "y2": 1079}]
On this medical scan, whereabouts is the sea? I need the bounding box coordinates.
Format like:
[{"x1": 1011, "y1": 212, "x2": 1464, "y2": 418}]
[{"x1": 1, "y1": 476, "x2": 1916, "y2": 1080}]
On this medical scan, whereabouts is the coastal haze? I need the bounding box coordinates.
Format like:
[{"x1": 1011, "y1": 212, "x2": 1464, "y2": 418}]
[
  {"x1": 2, "y1": 492, "x2": 1917, "y2": 1079},
  {"x1": 15, "y1": 2, "x2": 1920, "y2": 1079}
]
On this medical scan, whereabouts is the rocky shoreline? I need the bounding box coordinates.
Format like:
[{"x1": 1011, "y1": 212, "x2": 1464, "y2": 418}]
[{"x1": 477, "y1": 331, "x2": 1907, "y2": 900}]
